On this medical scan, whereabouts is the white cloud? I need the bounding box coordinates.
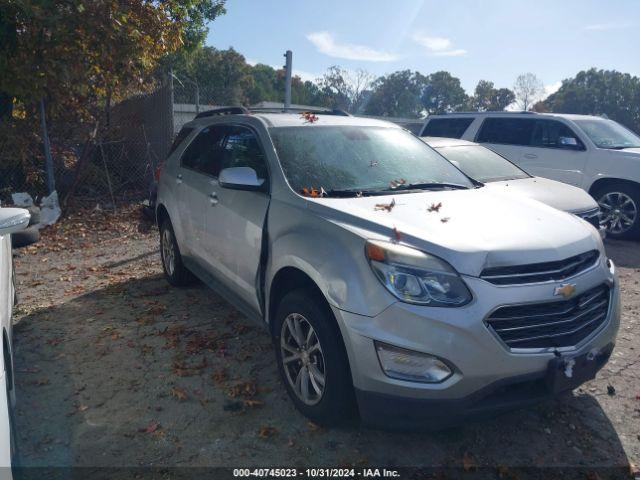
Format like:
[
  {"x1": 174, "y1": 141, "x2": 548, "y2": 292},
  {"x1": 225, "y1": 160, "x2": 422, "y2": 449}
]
[
  {"x1": 542, "y1": 81, "x2": 562, "y2": 99},
  {"x1": 293, "y1": 70, "x2": 320, "y2": 83},
  {"x1": 412, "y1": 32, "x2": 467, "y2": 57},
  {"x1": 306, "y1": 31, "x2": 399, "y2": 62},
  {"x1": 584, "y1": 21, "x2": 635, "y2": 31}
]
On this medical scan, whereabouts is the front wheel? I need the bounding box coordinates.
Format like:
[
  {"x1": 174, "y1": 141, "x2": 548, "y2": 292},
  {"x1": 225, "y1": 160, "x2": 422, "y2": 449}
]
[
  {"x1": 594, "y1": 183, "x2": 640, "y2": 240},
  {"x1": 273, "y1": 289, "x2": 356, "y2": 426}
]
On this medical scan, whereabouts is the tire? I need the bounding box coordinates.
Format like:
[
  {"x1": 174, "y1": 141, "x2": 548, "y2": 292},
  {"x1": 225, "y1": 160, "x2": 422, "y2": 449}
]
[
  {"x1": 27, "y1": 206, "x2": 40, "y2": 227},
  {"x1": 5, "y1": 352, "x2": 19, "y2": 467},
  {"x1": 273, "y1": 288, "x2": 356, "y2": 426},
  {"x1": 593, "y1": 182, "x2": 640, "y2": 240},
  {"x1": 159, "y1": 219, "x2": 196, "y2": 286},
  {"x1": 11, "y1": 227, "x2": 40, "y2": 249}
]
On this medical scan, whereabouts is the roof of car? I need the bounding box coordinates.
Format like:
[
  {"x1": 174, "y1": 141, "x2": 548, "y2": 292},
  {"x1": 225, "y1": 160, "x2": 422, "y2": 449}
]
[
  {"x1": 421, "y1": 137, "x2": 478, "y2": 148},
  {"x1": 187, "y1": 112, "x2": 402, "y2": 129},
  {"x1": 425, "y1": 112, "x2": 607, "y2": 121}
]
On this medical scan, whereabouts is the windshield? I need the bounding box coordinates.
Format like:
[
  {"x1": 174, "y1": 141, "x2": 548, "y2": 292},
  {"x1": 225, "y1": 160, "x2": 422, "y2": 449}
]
[
  {"x1": 435, "y1": 145, "x2": 529, "y2": 183},
  {"x1": 574, "y1": 119, "x2": 640, "y2": 149},
  {"x1": 269, "y1": 126, "x2": 473, "y2": 194}
]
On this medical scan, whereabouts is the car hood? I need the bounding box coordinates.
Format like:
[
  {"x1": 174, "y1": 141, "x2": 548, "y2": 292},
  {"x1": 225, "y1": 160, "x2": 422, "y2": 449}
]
[
  {"x1": 485, "y1": 177, "x2": 598, "y2": 213},
  {"x1": 306, "y1": 188, "x2": 600, "y2": 277}
]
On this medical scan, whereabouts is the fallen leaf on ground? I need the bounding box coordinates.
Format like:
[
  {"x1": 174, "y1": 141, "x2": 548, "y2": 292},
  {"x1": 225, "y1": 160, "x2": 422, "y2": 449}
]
[
  {"x1": 463, "y1": 452, "x2": 477, "y2": 472},
  {"x1": 171, "y1": 387, "x2": 188, "y2": 401},
  {"x1": 139, "y1": 421, "x2": 160, "y2": 434},
  {"x1": 258, "y1": 426, "x2": 278, "y2": 438}
]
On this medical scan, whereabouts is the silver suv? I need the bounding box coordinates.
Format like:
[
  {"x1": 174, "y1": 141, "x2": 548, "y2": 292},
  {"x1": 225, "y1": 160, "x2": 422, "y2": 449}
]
[{"x1": 157, "y1": 107, "x2": 620, "y2": 428}]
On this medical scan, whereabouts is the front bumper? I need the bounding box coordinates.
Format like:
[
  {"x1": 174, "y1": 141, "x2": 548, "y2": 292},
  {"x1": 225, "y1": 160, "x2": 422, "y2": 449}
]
[{"x1": 333, "y1": 258, "x2": 620, "y2": 427}]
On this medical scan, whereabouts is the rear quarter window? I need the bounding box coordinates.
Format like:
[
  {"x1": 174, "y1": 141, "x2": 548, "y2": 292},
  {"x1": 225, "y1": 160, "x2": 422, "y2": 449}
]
[{"x1": 422, "y1": 118, "x2": 474, "y2": 138}]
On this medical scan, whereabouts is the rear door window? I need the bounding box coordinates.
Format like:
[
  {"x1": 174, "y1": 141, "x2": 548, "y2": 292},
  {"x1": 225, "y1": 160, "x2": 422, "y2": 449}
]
[
  {"x1": 476, "y1": 118, "x2": 536, "y2": 146},
  {"x1": 180, "y1": 125, "x2": 227, "y2": 177},
  {"x1": 168, "y1": 127, "x2": 194, "y2": 156},
  {"x1": 422, "y1": 118, "x2": 474, "y2": 138}
]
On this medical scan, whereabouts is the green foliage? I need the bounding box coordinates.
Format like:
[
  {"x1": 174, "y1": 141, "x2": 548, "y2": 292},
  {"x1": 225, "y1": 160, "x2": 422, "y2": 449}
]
[
  {"x1": 364, "y1": 70, "x2": 427, "y2": 118},
  {"x1": 541, "y1": 69, "x2": 640, "y2": 133},
  {"x1": 467, "y1": 80, "x2": 515, "y2": 111},
  {"x1": 421, "y1": 71, "x2": 468, "y2": 114}
]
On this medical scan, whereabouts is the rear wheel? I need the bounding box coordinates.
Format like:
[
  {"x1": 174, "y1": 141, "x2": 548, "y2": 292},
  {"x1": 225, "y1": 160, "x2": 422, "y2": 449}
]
[
  {"x1": 594, "y1": 182, "x2": 640, "y2": 239},
  {"x1": 159, "y1": 219, "x2": 196, "y2": 286},
  {"x1": 273, "y1": 289, "x2": 356, "y2": 426}
]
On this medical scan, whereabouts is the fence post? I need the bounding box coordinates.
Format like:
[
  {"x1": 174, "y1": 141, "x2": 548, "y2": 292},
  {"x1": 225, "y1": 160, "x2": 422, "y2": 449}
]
[{"x1": 39, "y1": 97, "x2": 56, "y2": 195}]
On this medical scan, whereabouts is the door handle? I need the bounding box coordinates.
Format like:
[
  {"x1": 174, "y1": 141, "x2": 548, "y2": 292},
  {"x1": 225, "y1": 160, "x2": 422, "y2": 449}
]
[
  {"x1": 524, "y1": 153, "x2": 538, "y2": 159},
  {"x1": 209, "y1": 193, "x2": 219, "y2": 205},
  {"x1": 176, "y1": 173, "x2": 183, "y2": 184}
]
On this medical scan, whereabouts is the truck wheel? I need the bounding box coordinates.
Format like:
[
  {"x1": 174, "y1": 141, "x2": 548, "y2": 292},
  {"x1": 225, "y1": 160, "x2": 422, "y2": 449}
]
[
  {"x1": 273, "y1": 289, "x2": 356, "y2": 426},
  {"x1": 159, "y1": 219, "x2": 196, "y2": 286},
  {"x1": 594, "y1": 182, "x2": 640, "y2": 240}
]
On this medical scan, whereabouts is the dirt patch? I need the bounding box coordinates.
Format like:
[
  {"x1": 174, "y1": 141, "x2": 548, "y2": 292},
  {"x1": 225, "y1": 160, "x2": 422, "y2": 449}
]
[{"x1": 10, "y1": 207, "x2": 640, "y2": 477}]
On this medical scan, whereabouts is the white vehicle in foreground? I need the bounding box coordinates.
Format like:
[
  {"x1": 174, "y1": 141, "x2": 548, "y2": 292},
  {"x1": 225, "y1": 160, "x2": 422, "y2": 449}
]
[
  {"x1": 0, "y1": 207, "x2": 31, "y2": 473},
  {"x1": 157, "y1": 107, "x2": 619, "y2": 428},
  {"x1": 422, "y1": 137, "x2": 602, "y2": 233},
  {"x1": 420, "y1": 112, "x2": 640, "y2": 239}
]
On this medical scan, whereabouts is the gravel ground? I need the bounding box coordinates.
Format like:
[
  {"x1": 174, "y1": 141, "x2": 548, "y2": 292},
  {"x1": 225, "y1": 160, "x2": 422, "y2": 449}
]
[{"x1": 9, "y1": 206, "x2": 640, "y2": 479}]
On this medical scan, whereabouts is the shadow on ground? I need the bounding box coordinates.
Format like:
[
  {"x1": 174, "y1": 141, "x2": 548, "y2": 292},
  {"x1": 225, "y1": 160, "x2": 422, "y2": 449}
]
[{"x1": 11, "y1": 272, "x2": 631, "y2": 477}]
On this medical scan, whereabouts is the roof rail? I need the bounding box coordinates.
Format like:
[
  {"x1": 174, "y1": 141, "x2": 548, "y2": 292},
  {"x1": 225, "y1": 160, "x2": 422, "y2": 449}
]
[
  {"x1": 250, "y1": 106, "x2": 351, "y2": 116},
  {"x1": 194, "y1": 105, "x2": 351, "y2": 119},
  {"x1": 195, "y1": 107, "x2": 250, "y2": 119},
  {"x1": 437, "y1": 111, "x2": 537, "y2": 115}
]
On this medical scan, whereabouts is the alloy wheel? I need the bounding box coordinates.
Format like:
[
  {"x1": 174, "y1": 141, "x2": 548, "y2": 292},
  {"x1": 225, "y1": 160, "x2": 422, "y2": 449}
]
[
  {"x1": 280, "y1": 313, "x2": 326, "y2": 405},
  {"x1": 161, "y1": 228, "x2": 176, "y2": 276},
  {"x1": 598, "y1": 191, "x2": 638, "y2": 235}
]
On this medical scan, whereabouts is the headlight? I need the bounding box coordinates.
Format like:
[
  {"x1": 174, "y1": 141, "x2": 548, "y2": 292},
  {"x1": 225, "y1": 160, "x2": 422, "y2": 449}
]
[{"x1": 365, "y1": 240, "x2": 472, "y2": 307}]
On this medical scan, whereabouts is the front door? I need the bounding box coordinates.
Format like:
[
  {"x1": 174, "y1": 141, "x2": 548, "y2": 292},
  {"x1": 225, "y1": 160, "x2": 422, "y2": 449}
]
[{"x1": 202, "y1": 125, "x2": 271, "y2": 312}]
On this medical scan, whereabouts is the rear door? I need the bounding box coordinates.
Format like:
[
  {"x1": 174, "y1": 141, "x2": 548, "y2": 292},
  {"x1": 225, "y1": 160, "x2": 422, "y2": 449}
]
[
  {"x1": 475, "y1": 117, "x2": 536, "y2": 168},
  {"x1": 175, "y1": 125, "x2": 226, "y2": 263},
  {"x1": 202, "y1": 125, "x2": 270, "y2": 312}
]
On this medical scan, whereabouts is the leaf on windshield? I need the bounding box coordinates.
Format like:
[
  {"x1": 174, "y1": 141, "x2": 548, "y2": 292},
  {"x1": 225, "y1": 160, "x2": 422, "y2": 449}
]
[
  {"x1": 300, "y1": 187, "x2": 326, "y2": 198},
  {"x1": 389, "y1": 178, "x2": 407, "y2": 189},
  {"x1": 428, "y1": 202, "x2": 443, "y2": 212},
  {"x1": 300, "y1": 112, "x2": 319, "y2": 124},
  {"x1": 374, "y1": 198, "x2": 396, "y2": 212}
]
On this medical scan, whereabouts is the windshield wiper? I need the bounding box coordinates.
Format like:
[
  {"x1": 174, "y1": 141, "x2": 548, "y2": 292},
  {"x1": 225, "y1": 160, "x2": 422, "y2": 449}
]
[
  {"x1": 323, "y1": 188, "x2": 390, "y2": 198},
  {"x1": 605, "y1": 145, "x2": 640, "y2": 150},
  {"x1": 384, "y1": 182, "x2": 470, "y2": 192}
]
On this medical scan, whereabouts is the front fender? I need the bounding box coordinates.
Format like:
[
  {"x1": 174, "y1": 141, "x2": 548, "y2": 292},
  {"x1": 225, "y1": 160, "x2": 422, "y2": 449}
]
[{"x1": 266, "y1": 202, "x2": 395, "y2": 320}]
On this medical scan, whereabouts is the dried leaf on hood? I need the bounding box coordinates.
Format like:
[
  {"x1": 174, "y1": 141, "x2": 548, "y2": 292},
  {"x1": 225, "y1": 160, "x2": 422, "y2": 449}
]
[
  {"x1": 428, "y1": 202, "x2": 443, "y2": 212},
  {"x1": 374, "y1": 198, "x2": 396, "y2": 212},
  {"x1": 300, "y1": 112, "x2": 319, "y2": 123},
  {"x1": 440, "y1": 217, "x2": 450, "y2": 223},
  {"x1": 392, "y1": 226, "x2": 402, "y2": 243}
]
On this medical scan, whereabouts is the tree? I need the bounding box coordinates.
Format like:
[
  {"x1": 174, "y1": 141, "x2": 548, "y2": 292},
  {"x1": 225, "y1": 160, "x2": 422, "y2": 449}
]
[
  {"x1": 468, "y1": 80, "x2": 515, "y2": 111},
  {"x1": 0, "y1": 0, "x2": 226, "y2": 119},
  {"x1": 513, "y1": 73, "x2": 544, "y2": 111},
  {"x1": 363, "y1": 70, "x2": 427, "y2": 118},
  {"x1": 542, "y1": 69, "x2": 640, "y2": 134},
  {"x1": 421, "y1": 71, "x2": 468, "y2": 115},
  {"x1": 315, "y1": 66, "x2": 375, "y2": 112}
]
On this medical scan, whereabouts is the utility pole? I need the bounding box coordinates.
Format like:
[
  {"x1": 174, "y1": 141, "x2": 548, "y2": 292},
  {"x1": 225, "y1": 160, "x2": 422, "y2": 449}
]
[{"x1": 283, "y1": 50, "x2": 292, "y2": 110}]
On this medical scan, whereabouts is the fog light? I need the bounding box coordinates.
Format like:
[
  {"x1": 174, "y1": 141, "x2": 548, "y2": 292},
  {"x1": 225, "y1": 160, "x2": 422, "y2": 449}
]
[{"x1": 375, "y1": 341, "x2": 452, "y2": 383}]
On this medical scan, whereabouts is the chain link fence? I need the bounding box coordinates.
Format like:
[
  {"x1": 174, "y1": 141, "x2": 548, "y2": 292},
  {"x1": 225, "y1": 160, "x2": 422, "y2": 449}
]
[{"x1": 0, "y1": 82, "x2": 173, "y2": 209}]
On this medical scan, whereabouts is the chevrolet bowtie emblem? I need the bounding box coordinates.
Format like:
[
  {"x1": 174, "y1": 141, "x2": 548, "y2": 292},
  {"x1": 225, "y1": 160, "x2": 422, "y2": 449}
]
[{"x1": 554, "y1": 283, "x2": 576, "y2": 298}]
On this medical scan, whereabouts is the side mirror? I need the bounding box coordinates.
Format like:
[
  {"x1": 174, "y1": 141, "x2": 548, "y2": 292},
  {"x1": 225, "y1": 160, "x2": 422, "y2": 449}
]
[
  {"x1": 0, "y1": 208, "x2": 30, "y2": 236},
  {"x1": 218, "y1": 167, "x2": 265, "y2": 191},
  {"x1": 559, "y1": 137, "x2": 581, "y2": 149}
]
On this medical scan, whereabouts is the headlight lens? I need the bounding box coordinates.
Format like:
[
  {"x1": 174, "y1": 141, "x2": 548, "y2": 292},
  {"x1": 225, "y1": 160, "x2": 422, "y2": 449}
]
[
  {"x1": 375, "y1": 341, "x2": 453, "y2": 383},
  {"x1": 366, "y1": 240, "x2": 472, "y2": 307}
]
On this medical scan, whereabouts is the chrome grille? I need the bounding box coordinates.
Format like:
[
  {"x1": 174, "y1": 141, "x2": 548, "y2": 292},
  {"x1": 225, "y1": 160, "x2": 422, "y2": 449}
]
[
  {"x1": 486, "y1": 284, "x2": 610, "y2": 349},
  {"x1": 480, "y1": 250, "x2": 600, "y2": 285}
]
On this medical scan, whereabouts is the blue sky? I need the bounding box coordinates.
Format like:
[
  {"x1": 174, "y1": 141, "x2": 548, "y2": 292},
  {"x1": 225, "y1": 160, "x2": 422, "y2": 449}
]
[{"x1": 206, "y1": 0, "x2": 640, "y2": 97}]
